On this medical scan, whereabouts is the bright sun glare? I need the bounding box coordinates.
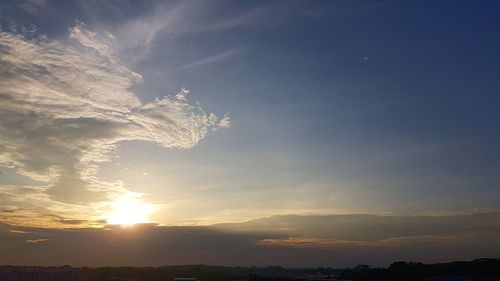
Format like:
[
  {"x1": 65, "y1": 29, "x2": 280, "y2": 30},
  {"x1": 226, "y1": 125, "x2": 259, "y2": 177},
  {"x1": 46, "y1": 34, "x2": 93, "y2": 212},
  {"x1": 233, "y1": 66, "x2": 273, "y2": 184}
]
[{"x1": 106, "y1": 193, "x2": 154, "y2": 226}]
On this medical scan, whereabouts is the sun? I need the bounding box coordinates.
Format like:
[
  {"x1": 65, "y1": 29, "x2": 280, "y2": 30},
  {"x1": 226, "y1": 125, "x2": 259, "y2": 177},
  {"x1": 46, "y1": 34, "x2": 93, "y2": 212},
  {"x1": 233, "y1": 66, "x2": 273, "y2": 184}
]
[{"x1": 106, "y1": 193, "x2": 154, "y2": 226}]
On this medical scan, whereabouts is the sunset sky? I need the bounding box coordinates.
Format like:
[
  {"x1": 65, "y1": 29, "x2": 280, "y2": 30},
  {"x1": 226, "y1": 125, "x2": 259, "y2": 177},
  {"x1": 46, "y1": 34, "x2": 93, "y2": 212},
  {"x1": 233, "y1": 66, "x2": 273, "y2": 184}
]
[{"x1": 1, "y1": 0, "x2": 500, "y2": 267}]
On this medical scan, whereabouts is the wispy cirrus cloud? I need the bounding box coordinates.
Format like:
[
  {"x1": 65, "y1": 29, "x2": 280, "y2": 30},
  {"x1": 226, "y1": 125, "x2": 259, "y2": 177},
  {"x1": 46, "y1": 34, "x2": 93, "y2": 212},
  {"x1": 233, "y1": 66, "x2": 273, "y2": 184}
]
[
  {"x1": 180, "y1": 47, "x2": 243, "y2": 70},
  {"x1": 75, "y1": 1, "x2": 260, "y2": 64},
  {"x1": 76, "y1": 1, "x2": 296, "y2": 64},
  {"x1": 0, "y1": 23, "x2": 229, "y2": 227}
]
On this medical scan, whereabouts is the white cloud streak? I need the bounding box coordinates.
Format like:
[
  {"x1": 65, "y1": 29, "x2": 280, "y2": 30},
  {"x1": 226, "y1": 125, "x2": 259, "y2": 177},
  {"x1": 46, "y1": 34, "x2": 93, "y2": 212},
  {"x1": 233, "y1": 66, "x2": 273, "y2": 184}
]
[{"x1": 180, "y1": 47, "x2": 243, "y2": 70}]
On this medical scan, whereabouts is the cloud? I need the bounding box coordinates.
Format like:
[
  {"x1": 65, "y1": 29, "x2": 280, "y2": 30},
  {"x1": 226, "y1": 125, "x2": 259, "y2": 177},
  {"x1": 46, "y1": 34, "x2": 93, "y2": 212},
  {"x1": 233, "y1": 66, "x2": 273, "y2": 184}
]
[
  {"x1": 257, "y1": 234, "x2": 477, "y2": 249},
  {"x1": 73, "y1": 1, "x2": 250, "y2": 63},
  {"x1": 19, "y1": 0, "x2": 47, "y2": 14},
  {"x1": 69, "y1": 22, "x2": 116, "y2": 57},
  {"x1": 218, "y1": 114, "x2": 231, "y2": 128},
  {"x1": 105, "y1": 1, "x2": 192, "y2": 63},
  {"x1": 180, "y1": 47, "x2": 243, "y2": 70},
  {"x1": 214, "y1": 212, "x2": 500, "y2": 241},
  {"x1": 78, "y1": 1, "x2": 294, "y2": 64},
  {"x1": 1, "y1": 212, "x2": 500, "y2": 266},
  {"x1": 26, "y1": 238, "x2": 48, "y2": 243},
  {"x1": 0, "y1": 24, "x2": 229, "y2": 227},
  {"x1": 9, "y1": 229, "x2": 28, "y2": 234}
]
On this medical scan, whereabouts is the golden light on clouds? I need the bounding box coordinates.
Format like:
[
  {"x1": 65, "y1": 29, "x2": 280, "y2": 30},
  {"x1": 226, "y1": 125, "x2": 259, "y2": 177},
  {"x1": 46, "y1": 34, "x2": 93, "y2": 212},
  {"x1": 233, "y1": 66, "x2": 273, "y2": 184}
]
[
  {"x1": 0, "y1": 24, "x2": 229, "y2": 228},
  {"x1": 106, "y1": 193, "x2": 154, "y2": 226}
]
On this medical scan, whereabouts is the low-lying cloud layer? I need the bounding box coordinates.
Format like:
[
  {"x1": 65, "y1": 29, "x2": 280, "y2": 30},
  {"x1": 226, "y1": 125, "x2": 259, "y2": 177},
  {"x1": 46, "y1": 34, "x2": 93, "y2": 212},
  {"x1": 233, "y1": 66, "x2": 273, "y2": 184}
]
[
  {"x1": 0, "y1": 24, "x2": 229, "y2": 227},
  {"x1": 1, "y1": 212, "x2": 500, "y2": 267}
]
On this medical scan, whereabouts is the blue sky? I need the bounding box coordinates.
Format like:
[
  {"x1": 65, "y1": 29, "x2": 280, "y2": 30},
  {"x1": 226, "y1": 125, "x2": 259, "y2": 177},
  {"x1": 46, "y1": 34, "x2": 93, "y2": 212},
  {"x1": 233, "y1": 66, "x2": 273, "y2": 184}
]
[{"x1": 0, "y1": 0, "x2": 499, "y2": 266}]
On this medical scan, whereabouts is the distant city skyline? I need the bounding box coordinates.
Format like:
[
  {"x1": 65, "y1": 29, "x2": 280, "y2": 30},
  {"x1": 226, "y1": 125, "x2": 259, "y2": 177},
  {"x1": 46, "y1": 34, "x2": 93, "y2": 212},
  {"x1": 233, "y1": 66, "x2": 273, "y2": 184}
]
[{"x1": 0, "y1": 0, "x2": 499, "y2": 266}]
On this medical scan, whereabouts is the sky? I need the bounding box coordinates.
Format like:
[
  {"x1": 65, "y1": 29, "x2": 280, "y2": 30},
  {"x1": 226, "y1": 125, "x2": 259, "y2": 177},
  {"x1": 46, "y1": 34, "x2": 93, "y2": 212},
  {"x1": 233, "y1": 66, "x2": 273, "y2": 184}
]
[{"x1": 0, "y1": 0, "x2": 499, "y2": 267}]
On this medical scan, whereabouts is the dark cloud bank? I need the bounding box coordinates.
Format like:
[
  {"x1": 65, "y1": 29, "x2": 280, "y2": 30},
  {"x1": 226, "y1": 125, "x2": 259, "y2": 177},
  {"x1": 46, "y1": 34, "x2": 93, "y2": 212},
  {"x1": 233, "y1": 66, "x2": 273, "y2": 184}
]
[{"x1": 1, "y1": 212, "x2": 500, "y2": 267}]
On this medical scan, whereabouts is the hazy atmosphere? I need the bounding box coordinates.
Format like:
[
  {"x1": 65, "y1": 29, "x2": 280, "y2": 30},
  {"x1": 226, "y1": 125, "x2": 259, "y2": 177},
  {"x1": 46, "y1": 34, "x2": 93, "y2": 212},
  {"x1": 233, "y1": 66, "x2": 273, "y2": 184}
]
[{"x1": 0, "y1": 0, "x2": 499, "y2": 267}]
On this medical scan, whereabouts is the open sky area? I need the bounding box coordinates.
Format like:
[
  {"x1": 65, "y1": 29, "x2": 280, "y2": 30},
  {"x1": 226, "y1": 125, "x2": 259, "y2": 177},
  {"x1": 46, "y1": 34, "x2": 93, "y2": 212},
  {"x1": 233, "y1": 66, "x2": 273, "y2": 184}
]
[{"x1": 0, "y1": 0, "x2": 499, "y2": 267}]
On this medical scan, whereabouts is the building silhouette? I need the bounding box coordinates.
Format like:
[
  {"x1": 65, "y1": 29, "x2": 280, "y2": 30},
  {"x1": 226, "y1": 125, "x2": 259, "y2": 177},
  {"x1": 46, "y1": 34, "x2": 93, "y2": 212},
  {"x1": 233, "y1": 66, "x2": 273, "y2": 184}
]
[{"x1": 0, "y1": 266, "x2": 83, "y2": 281}]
